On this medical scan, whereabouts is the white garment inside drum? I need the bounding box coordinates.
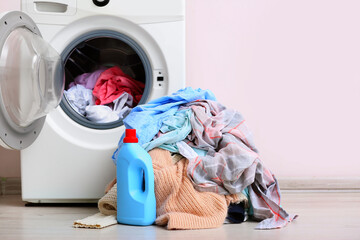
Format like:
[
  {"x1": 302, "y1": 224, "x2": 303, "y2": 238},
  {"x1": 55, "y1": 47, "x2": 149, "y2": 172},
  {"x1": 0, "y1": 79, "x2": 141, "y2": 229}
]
[{"x1": 64, "y1": 85, "x2": 133, "y2": 123}]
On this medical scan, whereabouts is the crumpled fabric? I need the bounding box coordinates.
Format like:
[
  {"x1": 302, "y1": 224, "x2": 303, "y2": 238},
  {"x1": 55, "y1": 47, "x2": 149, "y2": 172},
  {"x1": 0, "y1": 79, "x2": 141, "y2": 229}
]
[
  {"x1": 85, "y1": 105, "x2": 119, "y2": 123},
  {"x1": 92, "y1": 66, "x2": 145, "y2": 105},
  {"x1": 85, "y1": 92, "x2": 133, "y2": 123},
  {"x1": 111, "y1": 92, "x2": 134, "y2": 119},
  {"x1": 143, "y1": 109, "x2": 208, "y2": 156},
  {"x1": 149, "y1": 148, "x2": 239, "y2": 230},
  {"x1": 69, "y1": 68, "x2": 106, "y2": 90},
  {"x1": 64, "y1": 84, "x2": 94, "y2": 115},
  {"x1": 112, "y1": 87, "x2": 216, "y2": 161},
  {"x1": 249, "y1": 172, "x2": 297, "y2": 229},
  {"x1": 226, "y1": 202, "x2": 246, "y2": 224},
  {"x1": 178, "y1": 99, "x2": 258, "y2": 194},
  {"x1": 177, "y1": 99, "x2": 296, "y2": 229},
  {"x1": 142, "y1": 109, "x2": 193, "y2": 152}
]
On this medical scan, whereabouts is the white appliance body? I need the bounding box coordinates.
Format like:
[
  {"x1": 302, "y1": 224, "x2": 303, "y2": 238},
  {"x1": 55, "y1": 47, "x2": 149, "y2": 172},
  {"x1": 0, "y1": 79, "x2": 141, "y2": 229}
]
[{"x1": 19, "y1": 0, "x2": 185, "y2": 202}]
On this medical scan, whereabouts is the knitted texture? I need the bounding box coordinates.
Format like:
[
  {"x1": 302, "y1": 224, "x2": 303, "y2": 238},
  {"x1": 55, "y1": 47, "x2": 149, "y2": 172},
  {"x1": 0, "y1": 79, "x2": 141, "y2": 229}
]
[
  {"x1": 149, "y1": 148, "x2": 238, "y2": 230},
  {"x1": 98, "y1": 183, "x2": 117, "y2": 215}
]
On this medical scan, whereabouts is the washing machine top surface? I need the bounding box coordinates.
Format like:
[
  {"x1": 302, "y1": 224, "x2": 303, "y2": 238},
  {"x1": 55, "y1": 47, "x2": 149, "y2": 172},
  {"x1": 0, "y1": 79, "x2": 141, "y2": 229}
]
[{"x1": 22, "y1": 0, "x2": 185, "y2": 26}]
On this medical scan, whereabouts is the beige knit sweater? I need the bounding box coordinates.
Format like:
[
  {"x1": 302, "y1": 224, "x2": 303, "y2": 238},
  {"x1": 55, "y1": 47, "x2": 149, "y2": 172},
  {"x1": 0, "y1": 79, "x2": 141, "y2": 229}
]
[{"x1": 149, "y1": 148, "x2": 239, "y2": 230}]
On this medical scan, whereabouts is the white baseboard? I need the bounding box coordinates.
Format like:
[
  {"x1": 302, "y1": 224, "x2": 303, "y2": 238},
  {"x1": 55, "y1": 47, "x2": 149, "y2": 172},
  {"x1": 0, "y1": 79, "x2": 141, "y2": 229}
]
[
  {"x1": 0, "y1": 177, "x2": 359, "y2": 196},
  {"x1": 278, "y1": 177, "x2": 360, "y2": 190}
]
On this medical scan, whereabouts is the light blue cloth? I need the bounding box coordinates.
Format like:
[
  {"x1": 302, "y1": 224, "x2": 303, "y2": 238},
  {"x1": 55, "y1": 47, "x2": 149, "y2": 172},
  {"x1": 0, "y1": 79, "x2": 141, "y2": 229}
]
[
  {"x1": 112, "y1": 87, "x2": 216, "y2": 161},
  {"x1": 142, "y1": 109, "x2": 193, "y2": 152}
]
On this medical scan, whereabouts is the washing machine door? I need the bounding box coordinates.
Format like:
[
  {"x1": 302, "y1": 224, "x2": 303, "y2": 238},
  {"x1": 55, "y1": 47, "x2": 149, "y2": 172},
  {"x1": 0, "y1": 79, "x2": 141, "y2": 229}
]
[{"x1": 0, "y1": 11, "x2": 64, "y2": 150}]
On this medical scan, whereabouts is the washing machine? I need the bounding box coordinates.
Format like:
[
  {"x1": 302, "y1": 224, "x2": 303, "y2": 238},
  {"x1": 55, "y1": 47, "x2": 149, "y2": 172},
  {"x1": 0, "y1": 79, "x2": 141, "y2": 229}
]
[{"x1": 0, "y1": 0, "x2": 185, "y2": 203}]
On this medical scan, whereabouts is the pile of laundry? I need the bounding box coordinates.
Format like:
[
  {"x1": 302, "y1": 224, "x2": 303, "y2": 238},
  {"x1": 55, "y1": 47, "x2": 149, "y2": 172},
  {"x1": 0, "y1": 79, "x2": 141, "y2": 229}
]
[
  {"x1": 113, "y1": 87, "x2": 296, "y2": 229},
  {"x1": 74, "y1": 87, "x2": 297, "y2": 230},
  {"x1": 64, "y1": 66, "x2": 144, "y2": 123}
]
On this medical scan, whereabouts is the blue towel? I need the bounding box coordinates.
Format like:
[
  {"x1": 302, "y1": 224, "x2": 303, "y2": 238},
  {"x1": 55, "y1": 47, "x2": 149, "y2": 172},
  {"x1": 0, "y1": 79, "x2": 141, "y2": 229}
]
[{"x1": 112, "y1": 87, "x2": 216, "y2": 162}]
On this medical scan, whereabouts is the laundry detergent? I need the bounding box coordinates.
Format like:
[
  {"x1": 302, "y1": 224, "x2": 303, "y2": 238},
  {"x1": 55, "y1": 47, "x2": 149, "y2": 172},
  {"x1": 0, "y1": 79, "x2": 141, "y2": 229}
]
[{"x1": 116, "y1": 129, "x2": 156, "y2": 226}]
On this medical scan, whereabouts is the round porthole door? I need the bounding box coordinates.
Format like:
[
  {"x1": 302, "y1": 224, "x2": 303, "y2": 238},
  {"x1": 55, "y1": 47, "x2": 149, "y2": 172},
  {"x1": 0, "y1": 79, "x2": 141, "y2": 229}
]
[{"x1": 0, "y1": 11, "x2": 64, "y2": 150}]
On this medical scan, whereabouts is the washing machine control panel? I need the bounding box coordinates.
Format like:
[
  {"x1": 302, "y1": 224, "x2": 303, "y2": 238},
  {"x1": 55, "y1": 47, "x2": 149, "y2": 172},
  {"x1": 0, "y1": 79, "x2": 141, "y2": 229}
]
[
  {"x1": 154, "y1": 70, "x2": 166, "y2": 89},
  {"x1": 93, "y1": 0, "x2": 110, "y2": 7}
]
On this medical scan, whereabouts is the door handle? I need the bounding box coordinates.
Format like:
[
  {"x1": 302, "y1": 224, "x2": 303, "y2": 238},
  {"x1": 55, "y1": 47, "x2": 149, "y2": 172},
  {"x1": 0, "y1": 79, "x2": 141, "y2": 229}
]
[{"x1": 33, "y1": 0, "x2": 69, "y2": 13}]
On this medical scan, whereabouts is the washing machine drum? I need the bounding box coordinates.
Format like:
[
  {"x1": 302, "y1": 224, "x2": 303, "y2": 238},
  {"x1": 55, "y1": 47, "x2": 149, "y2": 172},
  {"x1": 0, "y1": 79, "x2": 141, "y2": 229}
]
[{"x1": 60, "y1": 34, "x2": 150, "y2": 130}]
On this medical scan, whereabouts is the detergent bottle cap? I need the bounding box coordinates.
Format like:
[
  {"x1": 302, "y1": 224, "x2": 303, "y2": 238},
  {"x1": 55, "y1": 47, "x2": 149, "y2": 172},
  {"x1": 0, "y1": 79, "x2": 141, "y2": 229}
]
[{"x1": 123, "y1": 129, "x2": 138, "y2": 143}]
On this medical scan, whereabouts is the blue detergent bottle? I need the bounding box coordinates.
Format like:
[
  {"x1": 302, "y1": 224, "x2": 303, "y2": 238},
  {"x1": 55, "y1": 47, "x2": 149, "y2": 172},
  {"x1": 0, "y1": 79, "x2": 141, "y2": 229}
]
[{"x1": 116, "y1": 129, "x2": 156, "y2": 226}]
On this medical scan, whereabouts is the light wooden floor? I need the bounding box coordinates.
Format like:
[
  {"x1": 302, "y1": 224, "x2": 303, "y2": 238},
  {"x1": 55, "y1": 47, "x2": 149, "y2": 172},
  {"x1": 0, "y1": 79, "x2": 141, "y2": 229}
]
[{"x1": 0, "y1": 192, "x2": 360, "y2": 240}]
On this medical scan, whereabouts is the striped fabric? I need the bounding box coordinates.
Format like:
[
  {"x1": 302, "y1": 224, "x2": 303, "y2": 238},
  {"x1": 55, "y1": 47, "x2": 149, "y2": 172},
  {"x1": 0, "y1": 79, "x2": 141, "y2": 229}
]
[{"x1": 178, "y1": 100, "x2": 296, "y2": 229}]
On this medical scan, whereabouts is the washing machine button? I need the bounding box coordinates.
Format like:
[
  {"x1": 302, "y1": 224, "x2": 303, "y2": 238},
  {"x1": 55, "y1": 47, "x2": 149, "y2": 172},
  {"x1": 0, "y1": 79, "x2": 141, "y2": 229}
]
[{"x1": 92, "y1": 0, "x2": 110, "y2": 7}]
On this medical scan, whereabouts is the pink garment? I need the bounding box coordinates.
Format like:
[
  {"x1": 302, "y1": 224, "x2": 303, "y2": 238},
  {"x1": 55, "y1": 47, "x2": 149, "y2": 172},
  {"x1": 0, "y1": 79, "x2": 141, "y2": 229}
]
[{"x1": 92, "y1": 66, "x2": 145, "y2": 105}]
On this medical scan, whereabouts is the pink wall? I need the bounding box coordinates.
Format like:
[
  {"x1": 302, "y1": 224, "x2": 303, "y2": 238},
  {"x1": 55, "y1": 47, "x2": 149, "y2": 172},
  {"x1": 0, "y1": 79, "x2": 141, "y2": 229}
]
[
  {"x1": 0, "y1": 1, "x2": 20, "y2": 11},
  {"x1": 186, "y1": 0, "x2": 360, "y2": 177},
  {"x1": 1, "y1": 0, "x2": 360, "y2": 178}
]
